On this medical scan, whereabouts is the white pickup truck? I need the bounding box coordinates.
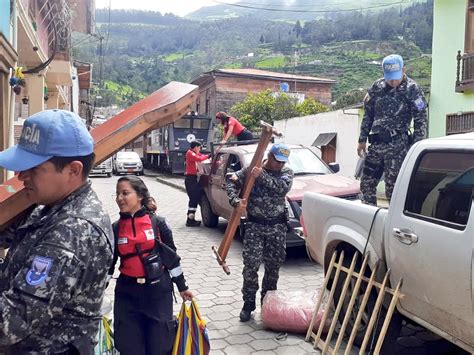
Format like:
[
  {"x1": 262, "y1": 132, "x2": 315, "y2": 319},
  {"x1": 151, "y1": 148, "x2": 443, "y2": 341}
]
[{"x1": 301, "y1": 133, "x2": 473, "y2": 352}]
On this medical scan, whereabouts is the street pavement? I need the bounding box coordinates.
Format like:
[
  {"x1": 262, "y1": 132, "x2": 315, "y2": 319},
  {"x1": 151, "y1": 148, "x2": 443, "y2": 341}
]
[{"x1": 91, "y1": 173, "x2": 467, "y2": 355}]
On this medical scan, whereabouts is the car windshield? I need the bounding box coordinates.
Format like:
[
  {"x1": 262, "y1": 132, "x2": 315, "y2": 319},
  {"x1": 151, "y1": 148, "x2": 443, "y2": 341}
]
[
  {"x1": 117, "y1": 152, "x2": 139, "y2": 159},
  {"x1": 244, "y1": 147, "x2": 332, "y2": 175}
]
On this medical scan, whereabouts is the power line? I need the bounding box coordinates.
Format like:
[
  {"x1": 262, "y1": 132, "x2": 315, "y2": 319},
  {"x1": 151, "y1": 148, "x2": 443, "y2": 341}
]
[{"x1": 212, "y1": 0, "x2": 414, "y2": 13}]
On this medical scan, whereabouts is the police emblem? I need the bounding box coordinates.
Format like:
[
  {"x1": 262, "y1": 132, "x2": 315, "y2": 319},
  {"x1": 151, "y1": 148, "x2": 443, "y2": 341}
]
[
  {"x1": 145, "y1": 229, "x2": 155, "y2": 241},
  {"x1": 414, "y1": 97, "x2": 425, "y2": 110},
  {"x1": 26, "y1": 256, "x2": 52, "y2": 286}
]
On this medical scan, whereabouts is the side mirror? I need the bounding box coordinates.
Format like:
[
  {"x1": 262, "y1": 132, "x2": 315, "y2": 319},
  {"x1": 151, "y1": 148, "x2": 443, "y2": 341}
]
[{"x1": 329, "y1": 162, "x2": 340, "y2": 173}]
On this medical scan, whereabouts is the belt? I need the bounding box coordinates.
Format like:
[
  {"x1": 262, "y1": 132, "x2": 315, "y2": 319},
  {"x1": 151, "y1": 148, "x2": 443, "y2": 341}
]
[
  {"x1": 368, "y1": 130, "x2": 408, "y2": 144},
  {"x1": 120, "y1": 274, "x2": 147, "y2": 284},
  {"x1": 247, "y1": 214, "x2": 287, "y2": 226}
]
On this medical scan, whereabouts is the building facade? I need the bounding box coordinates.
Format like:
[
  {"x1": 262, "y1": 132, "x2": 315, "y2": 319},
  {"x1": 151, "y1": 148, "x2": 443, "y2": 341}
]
[
  {"x1": 430, "y1": 0, "x2": 474, "y2": 137},
  {"x1": 191, "y1": 68, "x2": 335, "y2": 118},
  {"x1": 0, "y1": 0, "x2": 94, "y2": 182}
]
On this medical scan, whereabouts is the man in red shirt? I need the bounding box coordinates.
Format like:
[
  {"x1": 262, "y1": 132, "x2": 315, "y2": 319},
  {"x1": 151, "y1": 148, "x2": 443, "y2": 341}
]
[{"x1": 185, "y1": 141, "x2": 210, "y2": 227}]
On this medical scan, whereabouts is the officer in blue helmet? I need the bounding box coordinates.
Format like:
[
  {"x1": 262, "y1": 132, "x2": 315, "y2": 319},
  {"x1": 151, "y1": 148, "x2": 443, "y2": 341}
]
[
  {"x1": 357, "y1": 54, "x2": 427, "y2": 205},
  {"x1": 226, "y1": 143, "x2": 294, "y2": 322},
  {"x1": 0, "y1": 110, "x2": 113, "y2": 354}
]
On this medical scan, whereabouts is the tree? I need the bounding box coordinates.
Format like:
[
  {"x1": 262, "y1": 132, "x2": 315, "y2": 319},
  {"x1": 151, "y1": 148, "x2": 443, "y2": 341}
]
[{"x1": 230, "y1": 90, "x2": 328, "y2": 133}]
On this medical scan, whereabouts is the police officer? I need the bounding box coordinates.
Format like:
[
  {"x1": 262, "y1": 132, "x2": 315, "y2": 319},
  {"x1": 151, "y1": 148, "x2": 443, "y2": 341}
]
[
  {"x1": 184, "y1": 141, "x2": 210, "y2": 227},
  {"x1": 358, "y1": 54, "x2": 427, "y2": 205},
  {"x1": 0, "y1": 110, "x2": 113, "y2": 354},
  {"x1": 226, "y1": 143, "x2": 294, "y2": 322}
]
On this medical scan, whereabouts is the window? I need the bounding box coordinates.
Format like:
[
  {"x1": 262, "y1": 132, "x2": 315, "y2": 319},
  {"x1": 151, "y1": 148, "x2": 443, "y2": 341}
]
[
  {"x1": 193, "y1": 118, "x2": 210, "y2": 129},
  {"x1": 404, "y1": 151, "x2": 474, "y2": 229},
  {"x1": 226, "y1": 154, "x2": 242, "y2": 174},
  {"x1": 466, "y1": 0, "x2": 474, "y2": 53},
  {"x1": 211, "y1": 153, "x2": 227, "y2": 176},
  {"x1": 173, "y1": 118, "x2": 192, "y2": 129}
]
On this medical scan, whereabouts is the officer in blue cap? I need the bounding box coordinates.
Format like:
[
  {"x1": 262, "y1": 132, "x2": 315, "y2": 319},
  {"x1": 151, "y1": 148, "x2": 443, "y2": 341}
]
[
  {"x1": 0, "y1": 110, "x2": 113, "y2": 354},
  {"x1": 226, "y1": 143, "x2": 294, "y2": 322},
  {"x1": 357, "y1": 54, "x2": 427, "y2": 205}
]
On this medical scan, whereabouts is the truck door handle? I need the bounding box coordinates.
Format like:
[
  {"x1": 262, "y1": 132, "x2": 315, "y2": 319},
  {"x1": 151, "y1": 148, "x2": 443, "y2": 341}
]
[{"x1": 393, "y1": 228, "x2": 418, "y2": 245}]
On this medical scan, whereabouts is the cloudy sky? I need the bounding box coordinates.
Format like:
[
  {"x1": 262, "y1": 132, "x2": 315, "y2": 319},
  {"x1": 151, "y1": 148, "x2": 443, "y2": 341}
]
[{"x1": 95, "y1": 0, "x2": 238, "y2": 17}]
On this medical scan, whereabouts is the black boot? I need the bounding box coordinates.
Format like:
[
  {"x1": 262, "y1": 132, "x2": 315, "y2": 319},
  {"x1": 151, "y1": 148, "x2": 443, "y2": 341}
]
[
  {"x1": 239, "y1": 302, "x2": 255, "y2": 322},
  {"x1": 186, "y1": 218, "x2": 201, "y2": 227}
]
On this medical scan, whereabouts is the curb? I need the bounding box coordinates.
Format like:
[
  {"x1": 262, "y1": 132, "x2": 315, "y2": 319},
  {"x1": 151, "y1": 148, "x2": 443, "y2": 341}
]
[{"x1": 155, "y1": 177, "x2": 186, "y2": 193}]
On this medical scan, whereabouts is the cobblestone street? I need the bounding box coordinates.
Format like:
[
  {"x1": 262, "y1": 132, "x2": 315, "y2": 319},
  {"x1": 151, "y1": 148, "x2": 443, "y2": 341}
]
[
  {"x1": 91, "y1": 174, "x2": 467, "y2": 355},
  {"x1": 94, "y1": 175, "x2": 323, "y2": 354}
]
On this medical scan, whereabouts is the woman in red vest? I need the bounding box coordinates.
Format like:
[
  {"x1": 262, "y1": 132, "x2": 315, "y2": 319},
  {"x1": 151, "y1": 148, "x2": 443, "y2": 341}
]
[
  {"x1": 109, "y1": 176, "x2": 193, "y2": 355},
  {"x1": 216, "y1": 111, "x2": 254, "y2": 143}
]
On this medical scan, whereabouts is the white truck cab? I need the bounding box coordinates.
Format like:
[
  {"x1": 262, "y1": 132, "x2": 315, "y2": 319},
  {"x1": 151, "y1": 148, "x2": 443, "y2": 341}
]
[{"x1": 301, "y1": 133, "x2": 474, "y2": 352}]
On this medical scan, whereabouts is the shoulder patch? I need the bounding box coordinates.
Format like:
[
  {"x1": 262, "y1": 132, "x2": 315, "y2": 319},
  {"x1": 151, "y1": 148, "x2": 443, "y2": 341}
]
[
  {"x1": 26, "y1": 256, "x2": 52, "y2": 286},
  {"x1": 414, "y1": 97, "x2": 425, "y2": 110},
  {"x1": 145, "y1": 228, "x2": 155, "y2": 241},
  {"x1": 117, "y1": 237, "x2": 128, "y2": 245}
]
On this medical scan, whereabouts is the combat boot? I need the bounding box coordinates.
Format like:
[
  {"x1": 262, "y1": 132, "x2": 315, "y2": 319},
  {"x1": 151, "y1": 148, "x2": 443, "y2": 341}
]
[
  {"x1": 186, "y1": 218, "x2": 201, "y2": 227},
  {"x1": 239, "y1": 302, "x2": 255, "y2": 322}
]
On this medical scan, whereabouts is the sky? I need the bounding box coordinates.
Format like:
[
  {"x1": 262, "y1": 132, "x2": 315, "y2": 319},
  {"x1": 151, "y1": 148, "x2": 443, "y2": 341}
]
[{"x1": 95, "y1": 0, "x2": 239, "y2": 17}]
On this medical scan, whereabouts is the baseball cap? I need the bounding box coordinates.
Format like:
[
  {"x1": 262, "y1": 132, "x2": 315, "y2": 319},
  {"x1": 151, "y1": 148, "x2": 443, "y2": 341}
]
[
  {"x1": 0, "y1": 109, "x2": 94, "y2": 172},
  {"x1": 382, "y1": 54, "x2": 404, "y2": 81},
  {"x1": 270, "y1": 143, "x2": 290, "y2": 162}
]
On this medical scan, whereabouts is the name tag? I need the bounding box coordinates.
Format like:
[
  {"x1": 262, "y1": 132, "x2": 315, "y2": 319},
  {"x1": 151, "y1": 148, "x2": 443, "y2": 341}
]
[
  {"x1": 118, "y1": 237, "x2": 128, "y2": 245},
  {"x1": 145, "y1": 229, "x2": 155, "y2": 241}
]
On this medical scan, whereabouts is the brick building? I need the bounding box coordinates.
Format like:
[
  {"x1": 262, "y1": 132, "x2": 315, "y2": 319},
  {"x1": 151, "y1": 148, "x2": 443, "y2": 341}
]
[{"x1": 190, "y1": 68, "x2": 335, "y2": 118}]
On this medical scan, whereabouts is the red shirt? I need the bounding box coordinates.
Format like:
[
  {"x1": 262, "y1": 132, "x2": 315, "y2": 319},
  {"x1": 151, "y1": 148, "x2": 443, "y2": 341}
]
[
  {"x1": 117, "y1": 212, "x2": 158, "y2": 277},
  {"x1": 224, "y1": 116, "x2": 245, "y2": 136},
  {"x1": 185, "y1": 149, "x2": 209, "y2": 175}
]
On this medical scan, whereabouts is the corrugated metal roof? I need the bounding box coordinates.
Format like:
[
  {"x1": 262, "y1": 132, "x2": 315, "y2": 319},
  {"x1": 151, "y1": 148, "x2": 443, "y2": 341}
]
[{"x1": 214, "y1": 68, "x2": 335, "y2": 84}]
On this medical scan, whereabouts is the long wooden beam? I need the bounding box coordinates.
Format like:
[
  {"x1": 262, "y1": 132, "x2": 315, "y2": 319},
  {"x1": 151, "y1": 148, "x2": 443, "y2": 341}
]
[{"x1": 0, "y1": 81, "x2": 198, "y2": 229}]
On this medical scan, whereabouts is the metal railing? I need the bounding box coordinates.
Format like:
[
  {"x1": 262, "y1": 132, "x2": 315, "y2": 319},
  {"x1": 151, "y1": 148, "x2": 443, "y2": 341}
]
[
  {"x1": 446, "y1": 111, "x2": 474, "y2": 135},
  {"x1": 456, "y1": 51, "x2": 474, "y2": 92}
]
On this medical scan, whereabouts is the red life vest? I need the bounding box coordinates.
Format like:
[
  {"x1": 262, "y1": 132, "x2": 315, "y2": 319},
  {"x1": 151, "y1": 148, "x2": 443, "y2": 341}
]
[
  {"x1": 185, "y1": 149, "x2": 209, "y2": 176},
  {"x1": 117, "y1": 211, "x2": 159, "y2": 277}
]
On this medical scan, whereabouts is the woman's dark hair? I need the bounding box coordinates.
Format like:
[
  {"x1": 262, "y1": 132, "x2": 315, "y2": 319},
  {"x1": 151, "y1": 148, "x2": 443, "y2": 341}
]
[
  {"x1": 215, "y1": 111, "x2": 230, "y2": 123},
  {"x1": 117, "y1": 176, "x2": 156, "y2": 212}
]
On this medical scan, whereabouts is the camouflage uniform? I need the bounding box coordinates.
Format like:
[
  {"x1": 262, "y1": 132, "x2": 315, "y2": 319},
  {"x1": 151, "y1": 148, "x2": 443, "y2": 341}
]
[
  {"x1": 0, "y1": 182, "x2": 113, "y2": 354},
  {"x1": 227, "y1": 165, "x2": 293, "y2": 311},
  {"x1": 359, "y1": 76, "x2": 427, "y2": 205}
]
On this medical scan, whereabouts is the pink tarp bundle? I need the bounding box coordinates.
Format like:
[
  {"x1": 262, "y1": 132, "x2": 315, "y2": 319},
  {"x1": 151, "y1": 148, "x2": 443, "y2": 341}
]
[{"x1": 261, "y1": 289, "x2": 331, "y2": 334}]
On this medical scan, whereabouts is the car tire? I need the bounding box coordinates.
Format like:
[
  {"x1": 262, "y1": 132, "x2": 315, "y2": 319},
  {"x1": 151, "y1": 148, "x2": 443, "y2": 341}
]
[
  {"x1": 200, "y1": 194, "x2": 218, "y2": 228},
  {"x1": 332, "y1": 249, "x2": 402, "y2": 353},
  {"x1": 107, "y1": 172, "x2": 112, "y2": 177}
]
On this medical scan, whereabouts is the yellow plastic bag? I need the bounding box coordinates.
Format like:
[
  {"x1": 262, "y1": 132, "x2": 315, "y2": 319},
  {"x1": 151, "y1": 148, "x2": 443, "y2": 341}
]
[
  {"x1": 172, "y1": 299, "x2": 210, "y2": 355},
  {"x1": 94, "y1": 316, "x2": 116, "y2": 354}
]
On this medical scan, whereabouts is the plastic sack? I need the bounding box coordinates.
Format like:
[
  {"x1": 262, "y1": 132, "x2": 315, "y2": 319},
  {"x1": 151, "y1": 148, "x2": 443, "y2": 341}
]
[
  {"x1": 172, "y1": 299, "x2": 210, "y2": 355},
  {"x1": 261, "y1": 289, "x2": 330, "y2": 334},
  {"x1": 94, "y1": 316, "x2": 117, "y2": 355}
]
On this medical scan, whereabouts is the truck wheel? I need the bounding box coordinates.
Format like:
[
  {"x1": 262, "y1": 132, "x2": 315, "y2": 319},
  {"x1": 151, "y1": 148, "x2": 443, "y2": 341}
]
[
  {"x1": 332, "y1": 250, "x2": 402, "y2": 352},
  {"x1": 200, "y1": 195, "x2": 218, "y2": 228}
]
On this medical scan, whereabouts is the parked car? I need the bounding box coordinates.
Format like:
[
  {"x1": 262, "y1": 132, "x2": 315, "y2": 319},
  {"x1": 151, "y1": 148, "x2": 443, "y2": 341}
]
[
  {"x1": 199, "y1": 143, "x2": 360, "y2": 247},
  {"x1": 90, "y1": 157, "x2": 113, "y2": 177},
  {"x1": 301, "y1": 133, "x2": 474, "y2": 352},
  {"x1": 113, "y1": 151, "x2": 144, "y2": 175}
]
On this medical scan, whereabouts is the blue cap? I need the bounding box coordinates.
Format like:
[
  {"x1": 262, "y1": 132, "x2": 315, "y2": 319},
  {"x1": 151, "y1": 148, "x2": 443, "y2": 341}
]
[
  {"x1": 270, "y1": 143, "x2": 290, "y2": 162},
  {"x1": 0, "y1": 109, "x2": 94, "y2": 172},
  {"x1": 382, "y1": 54, "x2": 404, "y2": 81}
]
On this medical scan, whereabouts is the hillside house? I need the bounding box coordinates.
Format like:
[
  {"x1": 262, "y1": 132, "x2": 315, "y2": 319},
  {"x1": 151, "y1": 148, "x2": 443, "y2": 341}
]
[
  {"x1": 190, "y1": 68, "x2": 335, "y2": 118},
  {"x1": 430, "y1": 0, "x2": 474, "y2": 136}
]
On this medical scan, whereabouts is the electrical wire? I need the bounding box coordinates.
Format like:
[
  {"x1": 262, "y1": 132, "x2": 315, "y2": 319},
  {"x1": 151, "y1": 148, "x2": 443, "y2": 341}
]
[{"x1": 212, "y1": 0, "x2": 415, "y2": 13}]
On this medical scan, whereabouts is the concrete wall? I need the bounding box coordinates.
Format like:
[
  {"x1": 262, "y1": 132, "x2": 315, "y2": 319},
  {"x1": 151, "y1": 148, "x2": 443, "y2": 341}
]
[
  {"x1": 430, "y1": 0, "x2": 474, "y2": 137},
  {"x1": 274, "y1": 109, "x2": 361, "y2": 177}
]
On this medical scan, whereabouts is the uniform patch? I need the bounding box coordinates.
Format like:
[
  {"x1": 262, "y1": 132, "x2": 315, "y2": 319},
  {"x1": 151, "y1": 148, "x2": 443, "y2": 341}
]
[
  {"x1": 145, "y1": 229, "x2": 155, "y2": 241},
  {"x1": 26, "y1": 256, "x2": 52, "y2": 286},
  {"x1": 117, "y1": 237, "x2": 128, "y2": 245},
  {"x1": 414, "y1": 97, "x2": 425, "y2": 110}
]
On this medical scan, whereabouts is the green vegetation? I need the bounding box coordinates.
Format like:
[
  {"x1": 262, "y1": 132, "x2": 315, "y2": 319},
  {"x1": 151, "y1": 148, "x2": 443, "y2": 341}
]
[
  {"x1": 230, "y1": 90, "x2": 328, "y2": 132},
  {"x1": 255, "y1": 56, "x2": 287, "y2": 69}
]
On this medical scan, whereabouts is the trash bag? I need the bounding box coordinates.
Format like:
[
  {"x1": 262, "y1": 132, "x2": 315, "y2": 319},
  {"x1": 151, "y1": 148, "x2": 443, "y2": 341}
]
[
  {"x1": 94, "y1": 316, "x2": 117, "y2": 355},
  {"x1": 172, "y1": 299, "x2": 210, "y2": 355},
  {"x1": 261, "y1": 289, "x2": 331, "y2": 334}
]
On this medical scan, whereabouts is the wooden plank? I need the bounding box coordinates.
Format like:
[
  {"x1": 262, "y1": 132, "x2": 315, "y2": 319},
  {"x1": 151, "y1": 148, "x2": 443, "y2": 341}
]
[
  {"x1": 212, "y1": 121, "x2": 280, "y2": 274},
  {"x1": 0, "y1": 81, "x2": 198, "y2": 229}
]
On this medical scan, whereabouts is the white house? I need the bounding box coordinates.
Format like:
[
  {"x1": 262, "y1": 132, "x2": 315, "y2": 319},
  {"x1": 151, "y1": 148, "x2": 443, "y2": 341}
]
[{"x1": 274, "y1": 107, "x2": 362, "y2": 177}]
